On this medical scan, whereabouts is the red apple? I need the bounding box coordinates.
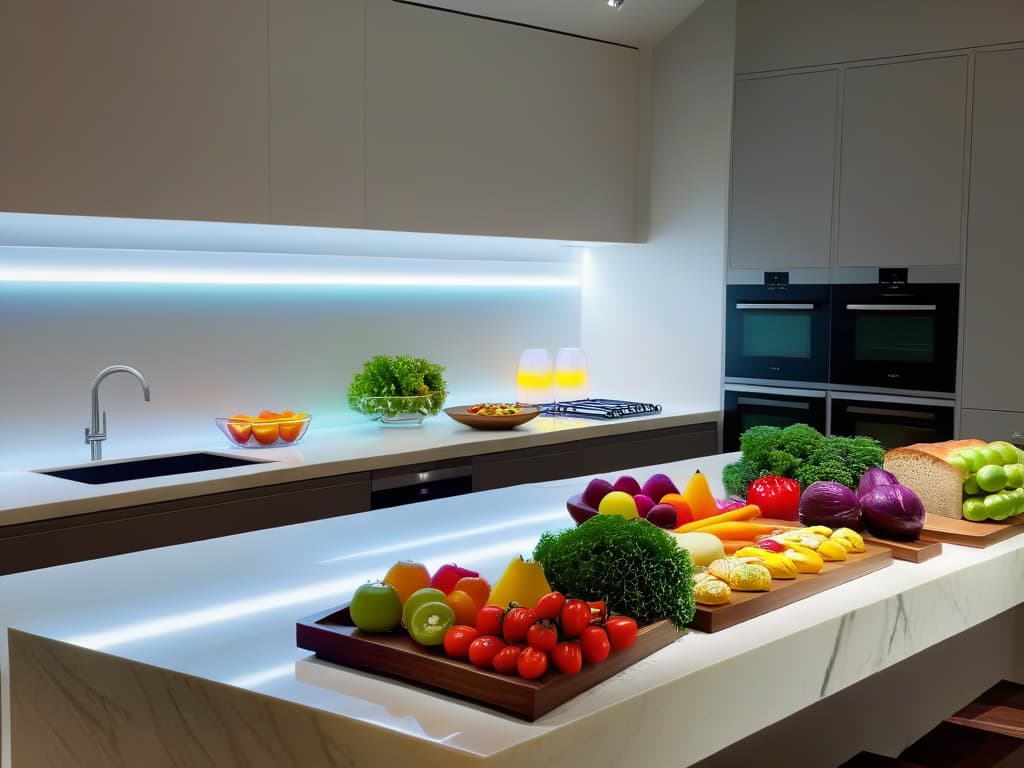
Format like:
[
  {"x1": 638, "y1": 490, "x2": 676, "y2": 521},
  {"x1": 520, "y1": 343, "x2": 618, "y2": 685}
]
[{"x1": 429, "y1": 563, "x2": 480, "y2": 594}]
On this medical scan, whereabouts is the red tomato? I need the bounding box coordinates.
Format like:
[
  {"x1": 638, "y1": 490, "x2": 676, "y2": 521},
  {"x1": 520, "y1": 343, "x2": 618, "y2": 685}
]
[
  {"x1": 559, "y1": 599, "x2": 591, "y2": 638},
  {"x1": 533, "y1": 591, "x2": 566, "y2": 621},
  {"x1": 516, "y1": 646, "x2": 549, "y2": 680},
  {"x1": 603, "y1": 616, "x2": 638, "y2": 651},
  {"x1": 467, "y1": 635, "x2": 506, "y2": 668},
  {"x1": 442, "y1": 625, "x2": 480, "y2": 658},
  {"x1": 475, "y1": 604, "x2": 505, "y2": 636},
  {"x1": 526, "y1": 621, "x2": 557, "y2": 652},
  {"x1": 550, "y1": 641, "x2": 583, "y2": 675},
  {"x1": 580, "y1": 625, "x2": 611, "y2": 663},
  {"x1": 491, "y1": 645, "x2": 524, "y2": 675},
  {"x1": 502, "y1": 606, "x2": 538, "y2": 644}
]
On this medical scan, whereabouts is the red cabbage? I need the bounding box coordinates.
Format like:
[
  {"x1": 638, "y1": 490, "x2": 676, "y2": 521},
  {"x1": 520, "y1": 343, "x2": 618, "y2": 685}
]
[
  {"x1": 857, "y1": 467, "x2": 899, "y2": 500},
  {"x1": 798, "y1": 481, "x2": 863, "y2": 530},
  {"x1": 860, "y1": 484, "x2": 925, "y2": 541}
]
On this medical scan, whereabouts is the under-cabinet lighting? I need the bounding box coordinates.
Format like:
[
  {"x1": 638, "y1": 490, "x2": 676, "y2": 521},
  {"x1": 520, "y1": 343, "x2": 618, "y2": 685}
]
[{"x1": 0, "y1": 248, "x2": 581, "y2": 287}]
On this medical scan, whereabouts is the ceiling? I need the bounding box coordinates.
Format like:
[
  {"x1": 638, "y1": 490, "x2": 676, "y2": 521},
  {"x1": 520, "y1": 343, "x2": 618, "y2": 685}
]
[{"x1": 411, "y1": 0, "x2": 706, "y2": 48}]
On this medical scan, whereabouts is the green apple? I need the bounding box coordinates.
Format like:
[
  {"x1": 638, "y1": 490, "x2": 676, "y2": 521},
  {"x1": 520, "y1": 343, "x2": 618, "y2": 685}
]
[
  {"x1": 349, "y1": 582, "x2": 403, "y2": 633},
  {"x1": 1005, "y1": 463, "x2": 1024, "y2": 489},
  {"x1": 976, "y1": 464, "x2": 1009, "y2": 493},
  {"x1": 963, "y1": 474, "x2": 981, "y2": 495},
  {"x1": 406, "y1": 600, "x2": 455, "y2": 646},
  {"x1": 401, "y1": 587, "x2": 446, "y2": 628},
  {"x1": 988, "y1": 441, "x2": 1020, "y2": 465}
]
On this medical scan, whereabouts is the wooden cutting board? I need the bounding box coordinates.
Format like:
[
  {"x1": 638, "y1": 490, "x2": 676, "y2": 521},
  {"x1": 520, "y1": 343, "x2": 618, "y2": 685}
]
[
  {"x1": 297, "y1": 605, "x2": 684, "y2": 721},
  {"x1": 689, "y1": 540, "x2": 892, "y2": 633},
  {"x1": 919, "y1": 513, "x2": 1024, "y2": 548}
]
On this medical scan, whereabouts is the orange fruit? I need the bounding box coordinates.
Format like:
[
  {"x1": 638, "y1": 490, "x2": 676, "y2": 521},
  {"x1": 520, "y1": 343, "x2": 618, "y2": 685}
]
[
  {"x1": 280, "y1": 409, "x2": 295, "y2": 418},
  {"x1": 453, "y1": 576, "x2": 491, "y2": 610},
  {"x1": 382, "y1": 560, "x2": 431, "y2": 605},
  {"x1": 258, "y1": 409, "x2": 280, "y2": 420},
  {"x1": 445, "y1": 589, "x2": 479, "y2": 626},
  {"x1": 225, "y1": 419, "x2": 252, "y2": 445},
  {"x1": 278, "y1": 420, "x2": 304, "y2": 443},
  {"x1": 251, "y1": 422, "x2": 280, "y2": 444}
]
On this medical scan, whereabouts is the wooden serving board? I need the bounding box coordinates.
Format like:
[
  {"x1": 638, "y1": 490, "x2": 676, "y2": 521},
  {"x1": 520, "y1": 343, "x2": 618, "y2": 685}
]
[
  {"x1": 919, "y1": 513, "x2": 1024, "y2": 548},
  {"x1": 296, "y1": 606, "x2": 684, "y2": 721},
  {"x1": 754, "y1": 518, "x2": 942, "y2": 563},
  {"x1": 689, "y1": 541, "x2": 892, "y2": 633}
]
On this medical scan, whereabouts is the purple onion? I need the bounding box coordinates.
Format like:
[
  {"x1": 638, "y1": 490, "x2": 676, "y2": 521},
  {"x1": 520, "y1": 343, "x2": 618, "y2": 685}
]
[
  {"x1": 860, "y1": 483, "x2": 925, "y2": 541},
  {"x1": 857, "y1": 467, "x2": 899, "y2": 500},
  {"x1": 798, "y1": 481, "x2": 863, "y2": 530}
]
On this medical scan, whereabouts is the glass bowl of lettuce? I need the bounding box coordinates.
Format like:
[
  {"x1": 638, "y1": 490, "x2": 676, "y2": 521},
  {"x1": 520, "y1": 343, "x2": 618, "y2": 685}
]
[{"x1": 348, "y1": 355, "x2": 448, "y2": 428}]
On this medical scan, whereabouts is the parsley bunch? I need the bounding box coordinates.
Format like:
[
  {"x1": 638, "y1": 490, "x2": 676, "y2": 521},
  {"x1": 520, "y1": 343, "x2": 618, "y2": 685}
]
[{"x1": 347, "y1": 355, "x2": 448, "y2": 416}]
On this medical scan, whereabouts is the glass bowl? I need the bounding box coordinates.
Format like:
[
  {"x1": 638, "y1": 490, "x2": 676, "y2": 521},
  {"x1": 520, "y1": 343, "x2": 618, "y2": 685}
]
[
  {"x1": 215, "y1": 413, "x2": 311, "y2": 447},
  {"x1": 351, "y1": 393, "x2": 446, "y2": 427}
]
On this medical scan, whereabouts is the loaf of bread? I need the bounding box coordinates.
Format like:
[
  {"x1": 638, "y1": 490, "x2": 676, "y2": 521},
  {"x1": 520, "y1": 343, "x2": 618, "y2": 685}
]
[{"x1": 882, "y1": 439, "x2": 984, "y2": 519}]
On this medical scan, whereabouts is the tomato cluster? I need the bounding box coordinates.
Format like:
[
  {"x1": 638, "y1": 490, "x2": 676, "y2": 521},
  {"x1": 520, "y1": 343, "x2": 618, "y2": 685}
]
[{"x1": 442, "y1": 590, "x2": 639, "y2": 680}]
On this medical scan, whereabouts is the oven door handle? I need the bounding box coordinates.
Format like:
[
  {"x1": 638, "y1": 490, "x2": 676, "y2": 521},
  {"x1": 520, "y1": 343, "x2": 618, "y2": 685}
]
[
  {"x1": 845, "y1": 304, "x2": 937, "y2": 311},
  {"x1": 735, "y1": 303, "x2": 815, "y2": 311},
  {"x1": 736, "y1": 397, "x2": 810, "y2": 410},
  {"x1": 845, "y1": 405, "x2": 936, "y2": 421}
]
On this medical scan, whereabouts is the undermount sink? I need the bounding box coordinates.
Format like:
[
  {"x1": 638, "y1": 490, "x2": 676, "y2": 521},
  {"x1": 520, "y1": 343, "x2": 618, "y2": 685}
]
[{"x1": 35, "y1": 452, "x2": 274, "y2": 485}]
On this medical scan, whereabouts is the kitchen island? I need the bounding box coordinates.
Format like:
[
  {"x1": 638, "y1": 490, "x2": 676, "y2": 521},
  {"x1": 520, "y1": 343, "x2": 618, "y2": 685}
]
[{"x1": 4, "y1": 451, "x2": 1024, "y2": 767}]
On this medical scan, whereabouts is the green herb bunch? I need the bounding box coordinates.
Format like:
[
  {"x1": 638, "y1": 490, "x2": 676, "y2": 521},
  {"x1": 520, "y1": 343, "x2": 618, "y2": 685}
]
[
  {"x1": 347, "y1": 355, "x2": 448, "y2": 417},
  {"x1": 721, "y1": 422, "x2": 885, "y2": 496},
  {"x1": 532, "y1": 515, "x2": 696, "y2": 629}
]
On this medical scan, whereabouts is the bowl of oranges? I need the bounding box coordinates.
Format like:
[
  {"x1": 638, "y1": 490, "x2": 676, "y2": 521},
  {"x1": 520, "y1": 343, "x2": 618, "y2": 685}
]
[{"x1": 215, "y1": 409, "x2": 311, "y2": 448}]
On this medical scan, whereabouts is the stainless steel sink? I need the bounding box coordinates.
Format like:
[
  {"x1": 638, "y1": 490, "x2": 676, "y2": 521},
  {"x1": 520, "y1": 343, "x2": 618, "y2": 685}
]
[{"x1": 35, "y1": 452, "x2": 274, "y2": 485}]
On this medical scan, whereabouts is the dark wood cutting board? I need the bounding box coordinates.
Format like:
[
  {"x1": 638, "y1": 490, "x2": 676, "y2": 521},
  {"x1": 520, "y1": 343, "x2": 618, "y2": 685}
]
[{"x1": 919, "y1": 513, "x2": 1024, "y2": 548}]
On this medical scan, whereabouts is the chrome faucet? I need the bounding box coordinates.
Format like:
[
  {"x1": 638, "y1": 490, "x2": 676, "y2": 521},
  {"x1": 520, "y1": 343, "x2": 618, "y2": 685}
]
[{"x1": 85, "y1": 365, "x2": 151, "y2": 461}]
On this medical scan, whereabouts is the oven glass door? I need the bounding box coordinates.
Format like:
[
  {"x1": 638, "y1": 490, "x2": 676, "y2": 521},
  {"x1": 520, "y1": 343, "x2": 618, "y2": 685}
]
[
  {"x1": 830, "y1": 284, "x2": 959, "y2": 392},
  {"x1": 724, "y1": 388, "x2": 827, "y2": 451},
  {"x1": 829, "y1": 396, "x2": 954, "y2": 450},
  {"x1": 725, "y1": 285, "x2": 830, "y2": 382}
]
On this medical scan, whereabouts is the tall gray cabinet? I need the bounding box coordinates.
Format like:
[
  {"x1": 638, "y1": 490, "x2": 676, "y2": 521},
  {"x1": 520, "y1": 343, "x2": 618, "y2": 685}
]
[
  {"x1": 960, "y1": 47, "x2": 1024, "y2": 440},
  {"x1": 727, "y1": 71, "x2": 837, "y2": 271}
]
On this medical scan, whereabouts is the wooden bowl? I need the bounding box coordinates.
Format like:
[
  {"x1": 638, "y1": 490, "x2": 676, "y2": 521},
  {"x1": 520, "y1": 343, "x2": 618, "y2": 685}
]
[{"x1": 444, "y1": 404, "x2": 541, "y2": 430}]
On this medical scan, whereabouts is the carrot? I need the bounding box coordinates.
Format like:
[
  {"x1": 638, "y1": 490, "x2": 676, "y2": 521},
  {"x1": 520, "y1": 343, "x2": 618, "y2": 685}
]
[
  {"x1": 674, "y1": 504, "x2": 762, "y2": 533},
  {"x1": 721, "y1": 539, "x2": 755, "y2": 555},
  {"x1": 689, "y1": 521, "x2": 789, "y2": 541}
]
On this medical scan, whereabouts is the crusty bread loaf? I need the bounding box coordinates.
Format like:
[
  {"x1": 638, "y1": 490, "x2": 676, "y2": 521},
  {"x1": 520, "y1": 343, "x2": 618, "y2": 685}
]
[{"x1": 883, "y1": 444, "x2": 973, "y2": 520}]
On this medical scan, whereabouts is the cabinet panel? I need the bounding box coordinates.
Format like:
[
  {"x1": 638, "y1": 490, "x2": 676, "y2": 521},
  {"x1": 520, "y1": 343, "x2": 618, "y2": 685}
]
[
  {"x1": 472, "y1": 446, "x2": 586, "y2": 493},
  {"x1": 836, "y1": 56, "x2": 967, "y2": 267},
  {"x1": 0, "y1": 0, "x2": 269, "y2": 223},
  {"x1": 364, "y1": 0, "x2": 637, "y2": 242},
  {"x1": 961, "y1": 48, "x2": 1024, "y2": 412},
  {"x1": 269, "y1": 0, "x2": 365, "y2": 228},
  {"x1": 583, "y1": 425, "x2": 718, "y2": 475},
  {"x1": 960, "y1": 408, "x2": 1024, "y2": 444},
  {"x1": 729, "y1": 72, "x2": 837, "y2": 270}
]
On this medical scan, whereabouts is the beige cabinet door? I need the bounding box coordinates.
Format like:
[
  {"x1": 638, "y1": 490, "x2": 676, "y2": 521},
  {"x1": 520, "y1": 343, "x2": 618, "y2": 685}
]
[
  {"x1": 269, "y1": 0, "x2": 365, "y2": 229},
  {"x1": 961, "y1": 48, "x2": 1024, "y2": 413},
  {"x1": 0, "y1": 0, "x2": 269, "y2": 223},
  {"x1": 836, "y1": 55, "x2": 968, "y2": 267},
  {"x1": 364, "y1": 0, "x2": 638, "y2": 242},
  {"x1": 728, "y1": 71, "x2": 838, "y2": 270}
]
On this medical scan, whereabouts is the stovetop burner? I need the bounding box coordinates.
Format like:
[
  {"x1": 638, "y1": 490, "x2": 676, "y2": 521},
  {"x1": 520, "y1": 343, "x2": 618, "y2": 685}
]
[{"x1": 539, "y1": 398, "x2": 663, "y2": 420}]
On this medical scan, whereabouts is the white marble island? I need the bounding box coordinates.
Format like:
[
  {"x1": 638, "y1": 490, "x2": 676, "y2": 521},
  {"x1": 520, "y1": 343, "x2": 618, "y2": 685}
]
[{"x1": 5, "y1": 453, "x2": 1024, "y2": 767}]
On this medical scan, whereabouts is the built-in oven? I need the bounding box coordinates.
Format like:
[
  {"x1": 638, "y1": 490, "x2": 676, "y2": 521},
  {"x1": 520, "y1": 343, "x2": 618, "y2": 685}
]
[
  {"x1": 830, "y1": 276, "x2": 959, "y2": 394},
  {"x1": 723, "y1": 385, "x2": 827, "y2": 452},
  {"x1": 828, "y1": 392, "x2": 955, "y2": 450},
  {"x1": 724, "y1": 281, "x2": 830, "y2": 383}
]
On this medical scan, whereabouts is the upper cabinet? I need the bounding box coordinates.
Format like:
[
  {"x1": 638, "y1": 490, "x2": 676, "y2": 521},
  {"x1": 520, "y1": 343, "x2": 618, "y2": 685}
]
[
  {"x1": 363, "y1": 0, "x2": 639, "y2": 242},
  {"x1": 728, "y1": 71, "x2": 838, "y2": 270},
  {"x1": 0, "y1": 0, "x2": 270, "y2": 224},
  {"x1": 835, "y1": 55, "x2": 968, "y2": 267},
  {"x1": 961, "y1": 47, "x2": 1024, "y2": 414},
  {"x1": 268, "y1": 0, "x2": 365, "y2": 229}
]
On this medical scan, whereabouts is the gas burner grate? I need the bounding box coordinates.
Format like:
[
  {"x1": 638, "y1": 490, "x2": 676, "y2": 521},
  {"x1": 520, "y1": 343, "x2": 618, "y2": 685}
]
[{"x1": 538, "y1": 398, "x2": 663, "y2": 420}]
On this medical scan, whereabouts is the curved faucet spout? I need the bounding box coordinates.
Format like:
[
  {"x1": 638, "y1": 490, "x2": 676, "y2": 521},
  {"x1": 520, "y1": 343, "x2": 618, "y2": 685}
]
[{"x1": 87, "y1": 365, "x2": 152, "y2": 461}]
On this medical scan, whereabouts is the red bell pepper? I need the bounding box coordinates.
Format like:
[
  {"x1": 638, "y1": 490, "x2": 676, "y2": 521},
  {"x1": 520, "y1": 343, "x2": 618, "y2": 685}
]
[{"x1": 746, "y1": 475, "x2": 801, "y2": 521}]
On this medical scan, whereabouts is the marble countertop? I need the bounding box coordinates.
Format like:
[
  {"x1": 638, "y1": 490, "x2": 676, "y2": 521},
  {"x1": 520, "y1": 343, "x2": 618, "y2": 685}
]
[
  {"x1": 0, "y1": 404, "x2": 717, "y2": 526},
  {"x1": 4, "y1": 451, "x2": 1024, "y2": 767}
]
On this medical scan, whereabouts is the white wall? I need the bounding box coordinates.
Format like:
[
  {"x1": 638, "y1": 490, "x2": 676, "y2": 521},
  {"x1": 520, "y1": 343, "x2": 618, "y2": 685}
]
[
  {"x1": 0, "y1": 218, "x2": 582, "y2": 471},
  {"x1": 582, "y1": 0, "x2": 736, "y2": 412}
]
